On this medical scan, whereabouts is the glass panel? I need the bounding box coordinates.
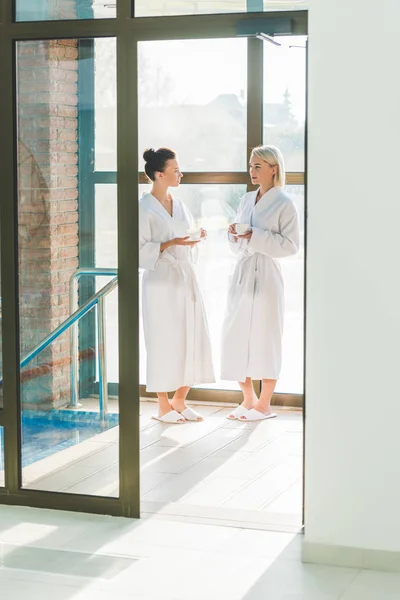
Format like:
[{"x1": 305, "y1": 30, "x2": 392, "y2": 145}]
[
  {"x1": 0, "y1": 427, "x2": 4, "y2": 486},
  {"x1": 135, "y1": 0, "x2": 307, "y2": 17},
  {"x1": 263, "y1": 36, "x2": 306, "y2": 171},
  {"x1": 276, "y1": 184, "x2": 304, "y2": 394},
  {"x1": 95, "y1": 38, "x2": 117, "y2": 171},
  {"x1": 16, "y1": 0, "x2": 116, "y2": 21},
  {"x1": 17, "y1": 39, "x2": 119, "y2": 497},
  {"x1": 139, "y1": 183, "x2": 247, "y2": 391},
  {"x1": 135, "y1": 1, "x2": 246, "y2": 17},
  {"x1": 138, "y1": 39, "x2": 247, "y2": 172},
  {"x1": 95, "y1": 183, "x2": 118, "y2": 385}
]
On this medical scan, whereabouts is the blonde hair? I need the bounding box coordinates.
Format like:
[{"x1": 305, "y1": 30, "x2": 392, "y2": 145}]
[{"x1": 251, "y1": 145, "x2": 285, "y2": 187}]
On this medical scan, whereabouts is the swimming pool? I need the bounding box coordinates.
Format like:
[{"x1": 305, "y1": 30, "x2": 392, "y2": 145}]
[{"x1": 0, "y1": 411, "x2": 119, "y2": 469}]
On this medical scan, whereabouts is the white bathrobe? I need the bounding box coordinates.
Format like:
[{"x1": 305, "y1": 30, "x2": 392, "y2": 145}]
[
  {"x1": 221, "y1": 187, "x2": 300, "y2": 382},
  {"x1": 139, "y1": 192, "x2": 215, "y2": 392}
]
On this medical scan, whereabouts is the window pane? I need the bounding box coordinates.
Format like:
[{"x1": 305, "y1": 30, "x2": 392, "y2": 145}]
[
  {"x1": 16, "y1": 0, "x2": 116, "y2": 21},
  {"x1": 138, "y1": 39, "x2": 247, "y2": 172},
  {"x1": 95, "y1": 39, "x2": 117, "y2": 171},
  {"x1": 135, "y1": 1, "x2": 245, "y2": 17},
  {"x1": 263, "y1": 36, "x2": 306, "y2": 171},
  {"x1": 135, "y1": 0, "x2": 307, "y2": 17},
  {"x1": 276, "y1": 184, "x2": 304, "y2": 394},
  {"x1": 17, "y1": 39, "x2": 119, "y2": 497},
  {"x1": 264, "y1": 0, "x2": 307, "y2": 8},
  {"x1": 95, "y1": 183, "x2": 118, "y2": 385}
]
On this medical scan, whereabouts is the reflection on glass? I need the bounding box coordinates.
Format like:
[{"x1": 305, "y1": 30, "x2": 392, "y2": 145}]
[
  {"x1": 16, "y1": 0, "x2": 116, "y2": 21},
  {"x1": 138, "y1": 39, "x2": 247, "y2": 172},
  {"x1": 17, "y1": 39, "x2": 119, "y2": 497},
  {"x1": 263, "y1": 36, "x2": 306, "y2": 172},
  {"x1": 0, "y1": 427, "x2": 4, "y2": 486}
]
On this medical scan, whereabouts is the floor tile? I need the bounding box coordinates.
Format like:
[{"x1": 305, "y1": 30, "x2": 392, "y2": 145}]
[{"x1": 340, "y1": 570, "x2": 400, "y2": 600}]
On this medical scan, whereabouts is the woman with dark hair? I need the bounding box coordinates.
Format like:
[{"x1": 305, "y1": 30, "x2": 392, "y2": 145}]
[{"x1": 139, "y1": 147, "x2": 215, "y2": 423}]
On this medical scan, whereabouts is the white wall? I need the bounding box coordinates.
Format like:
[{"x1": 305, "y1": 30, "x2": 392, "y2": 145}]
[{"x1": 305, "y1": 0, "x2": 400, "y2": 553}]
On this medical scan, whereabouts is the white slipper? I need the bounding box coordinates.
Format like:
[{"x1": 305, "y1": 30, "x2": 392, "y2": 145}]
[
  {"x1": 180, "y1": 407, "x2": 204, "y2": 422},
  {"x1": 227, "y1": 405, "x2": 249, "y2": 420},
  {"x1": 152, "y1": 410, "x2": 186, "y2": 424},
  {"x1": 238, "y1": 408, "x2": 277, "y2": 422}
]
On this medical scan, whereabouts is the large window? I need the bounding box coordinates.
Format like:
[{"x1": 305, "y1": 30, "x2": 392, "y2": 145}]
[{"x1": 138, "y1": 39, "x2": 247, "y2": 172}]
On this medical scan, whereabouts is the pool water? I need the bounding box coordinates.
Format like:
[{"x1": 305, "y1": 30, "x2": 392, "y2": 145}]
[{"x1": 0, "y1": 411, "x2": 119, "y2": 469}]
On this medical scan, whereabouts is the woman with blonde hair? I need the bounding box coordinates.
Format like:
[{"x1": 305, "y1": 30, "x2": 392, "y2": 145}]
[{"x1": 221, "y1": 145, "x2": 300, "y2": 421}]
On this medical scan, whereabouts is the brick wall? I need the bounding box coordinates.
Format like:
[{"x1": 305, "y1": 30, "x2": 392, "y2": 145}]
[{"x1": 17, "y1": 40, "x2": 79, "y2": 409}]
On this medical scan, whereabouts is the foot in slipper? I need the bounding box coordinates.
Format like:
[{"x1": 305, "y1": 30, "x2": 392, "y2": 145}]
[
  {"x1": 227, "y1": 405, "x2": 249, "y2": 420},
  {"x1": 152, "y1": 410, "x2": 186, "y2": 424},
  {"x1": 180, "y1": 407, "x2": 203, "y2": 422},
  {"x1": 238, "y1": 409, "x2": 277, "y2": 422}
]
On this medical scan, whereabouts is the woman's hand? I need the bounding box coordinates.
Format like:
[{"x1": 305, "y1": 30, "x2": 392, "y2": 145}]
[
  {"x1": 174, "y1": 236, "x2": 201, "y2": 247},
  {"x1": 161, "y1": 237, "x2": 200, "y2": 252},
  {"x1": 237, "y1": 230, "x2": 252, "y2": 241},
  {"x1": 228, "y1": 223, "x2": 237, "y2": 235},
  {"x1": 200, "y1": 228, "x2": 207, "y2": 240}
]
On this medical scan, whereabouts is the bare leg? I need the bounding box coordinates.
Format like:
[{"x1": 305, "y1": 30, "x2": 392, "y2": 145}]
[
  {"x1": 226, "y1": 378, "x2": 258, "y2": 420},
  {"x1": 254, "y1": 379, "x2": 277, "y2": 415},
  {"x1": 156, "y1": 392, "x2": 184, "y2": 422},
  {"x1": 171, "y1": 386, "x2": 203, "y2": 421},
  {"x1": 238, "y1": 377, "x2": 258, "y2": 410},
  {"x1": 170, "y1": 386, "x2": 191, "y2": 413}
]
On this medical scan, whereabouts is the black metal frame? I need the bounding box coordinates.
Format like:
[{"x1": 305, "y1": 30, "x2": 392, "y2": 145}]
[{"x1": 0, "y1": 0, "x2": 307, "y2": 518}]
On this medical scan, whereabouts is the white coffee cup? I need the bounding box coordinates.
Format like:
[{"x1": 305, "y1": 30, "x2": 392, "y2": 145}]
[
  {"x1": 236, "y1": 223, "x2": 251, "y2": 235},
  {"x1": 187, "y1": 227, "x2": 201, "y2": 241}
]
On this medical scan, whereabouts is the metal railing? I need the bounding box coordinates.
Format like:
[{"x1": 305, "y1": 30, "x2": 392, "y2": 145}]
[
  {"x1": 69, "y1": 268, "x2": 118, "y2": 421},
  {"x1": 0, "y1": 269, "x2": 118, "y2": 425}
]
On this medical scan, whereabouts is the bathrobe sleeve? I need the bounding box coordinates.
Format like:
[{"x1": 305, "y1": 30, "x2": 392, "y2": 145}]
[
  {"x1": 248, "y1": 200, "x2": 300, "y2": 258},
  {"x1": 139, "y1": 204, "x2": 161, "y2": 271}
]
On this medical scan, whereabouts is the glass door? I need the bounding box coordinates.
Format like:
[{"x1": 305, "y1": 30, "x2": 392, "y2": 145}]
[{"x1": 15, "y1": 37, "x2": 121, "y2": 499}]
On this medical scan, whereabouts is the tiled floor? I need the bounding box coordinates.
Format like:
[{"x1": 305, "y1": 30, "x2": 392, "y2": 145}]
[
  {"x1": 23, "y1": 401, "x2": 303, "y2": 529},
  {"x1": 0, "y1": 505, "x2": 399, "y2": 600}
]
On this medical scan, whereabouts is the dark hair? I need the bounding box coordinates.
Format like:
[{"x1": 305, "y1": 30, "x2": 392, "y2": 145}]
[{"x1": 143, "y1": 147, "x2": 176, "y2": 181}]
